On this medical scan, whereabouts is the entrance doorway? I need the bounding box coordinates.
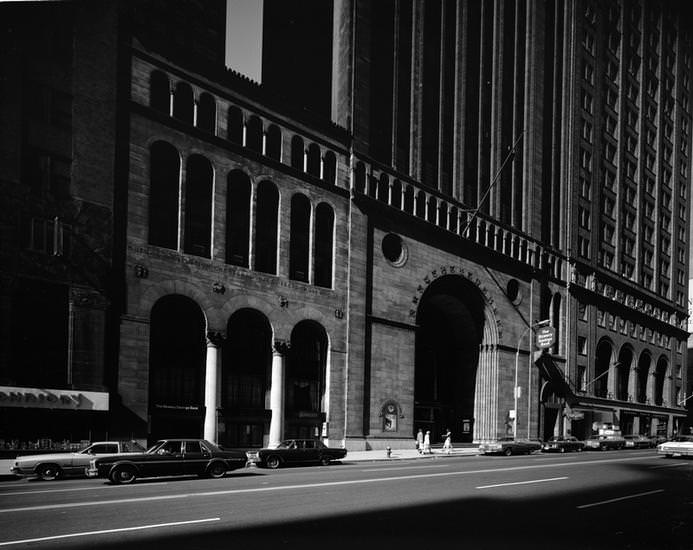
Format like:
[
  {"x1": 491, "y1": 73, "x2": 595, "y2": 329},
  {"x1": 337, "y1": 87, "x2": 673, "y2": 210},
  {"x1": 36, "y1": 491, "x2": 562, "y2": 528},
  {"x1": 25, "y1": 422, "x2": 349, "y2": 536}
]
[{"x1": 414, "y1": 276, "x2": 485, "y2": 443}]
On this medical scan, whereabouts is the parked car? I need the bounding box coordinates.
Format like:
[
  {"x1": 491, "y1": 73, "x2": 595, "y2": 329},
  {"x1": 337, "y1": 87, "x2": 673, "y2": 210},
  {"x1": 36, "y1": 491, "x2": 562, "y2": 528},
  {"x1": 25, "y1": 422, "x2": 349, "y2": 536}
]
[
  {"x1": 657, "y1": 435, "x2": 693, "y2": 458},
  {"x1": 87, "y1": 439, "x2": 248, "y2": 484},
  {"x1": 10, "y1": 441, "x2": 146, "y2": 481},
  {"x1": 542, "y1": 436, "x2": 584, "y2": 453},
  {"x1": 623, "y1": 434, "x2": 655, "y2": 449},
  {"x1": 583, "y1": 435, "x2": 625, "y2": 451},
  {"x1": 245, "y1": 439, "x2": 347, "y2": 469},
  {"x1": 479, "y1": 437, "x2": 543, "y2": 456}
]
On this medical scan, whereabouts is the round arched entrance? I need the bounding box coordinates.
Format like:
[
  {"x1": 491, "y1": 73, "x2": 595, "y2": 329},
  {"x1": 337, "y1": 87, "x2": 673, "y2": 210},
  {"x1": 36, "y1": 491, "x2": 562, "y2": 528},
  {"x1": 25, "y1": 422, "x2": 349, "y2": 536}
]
[
  {"x1": 415, "y1": 276, "x2": 485, "y2": 443},
  {"x1": 220, "y1": 309, "x2": 272, "y2": 448},
  {"x1": 148, "y1": 295, "x2": 206, "y2": 443},
  {"x1": 286, "y1": 321, "x2": 328, "y2": 440}
]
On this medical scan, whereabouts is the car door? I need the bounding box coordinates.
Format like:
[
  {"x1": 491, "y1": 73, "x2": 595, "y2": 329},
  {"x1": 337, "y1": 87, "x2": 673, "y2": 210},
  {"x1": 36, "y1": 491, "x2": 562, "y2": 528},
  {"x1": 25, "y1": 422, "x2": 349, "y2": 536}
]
[
  {"x1": 183, "y1": 441, "x2": 210, "y2": 475},
  {"x1": 301, "y1": 440, "x2": 320, "y2": 463},
  {"x1": 146, "y1": 440, "x2": 184, "y2": 477}
]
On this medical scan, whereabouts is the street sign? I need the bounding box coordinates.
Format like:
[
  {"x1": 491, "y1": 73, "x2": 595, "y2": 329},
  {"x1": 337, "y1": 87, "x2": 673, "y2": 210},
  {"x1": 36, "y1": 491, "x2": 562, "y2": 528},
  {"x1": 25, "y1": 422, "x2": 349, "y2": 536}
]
[{"x1": 535, "y1": 326, "x2": 555, "y2": 349}]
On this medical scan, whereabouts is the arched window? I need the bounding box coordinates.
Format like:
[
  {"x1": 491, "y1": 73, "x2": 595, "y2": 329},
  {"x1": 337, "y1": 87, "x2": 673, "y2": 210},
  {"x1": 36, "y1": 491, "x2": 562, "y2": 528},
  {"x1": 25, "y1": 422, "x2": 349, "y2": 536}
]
[
  {"x1": 449, "y1": 206, "x2": 458, "y2": 232},
  {"x1": 403, "y1": 186, "x2": 414, "y2": 213},
  {"x1": 322, "y1": 151, "x2": 336, "y2": 185},
  {"x1": 354, "y1": 162, "x2": 366, "y2": 194},
  {"x1": 246, "y1": 116, "x2": 263, "y2": 153},
  {"x1": 654, "y1": 357, "x2": 668, "y2": 405},
  {"x1": 594, "y1": 340, "x2": 612, "y2": 398},
  {"x1": 226, "y1": 170, "x2": 251, "y2": 267},
  {"x1": 314, "y1": 203, "x2": 334, "y2": 288},
  {"x1": 437, "y1": 203, "x2": 448, "y2": 229},
  {"x1": 149, "y1": 141, "x2": 180, "y2": 249},
  {"x1": 391, "y1": 179, "x2": 403, "y2": 209},
  {"x1": 289, "y1": 194, "x2": 311, "y2": 282},
  {"x1": 254, "y1": 180, "x2": 279, "y2": 274},
  {"x1": 616, "y1": 347, "x2": 633, "y2": 401},
  {"x1": 377, "y1": 174, "x2": 389, "y2": 202},
  {"x1": 196, "y1": 92, "x2": 216, "y2": 134},
  {"x1": 183, "y1": 155, "x2": 213, "y2": 258},
  {"x1": 291, "y1": 135, "x2": 304, "y2": 170},
  {"x1": 172, "y1": 82, "x2": 194, "y2": 124},
  {"x1": 266, "y1": 124, "x2": 282, "y2": 161},
  {"x1": 637, "y1": 353, "x2": 651, "y2": 403},
  {"x1": 306, "y1": 143, "x2": 321, "y2": 177},
  {"x1": 427, "y1": 196, "x2": 437, "y2": 223},
  {"x1": 228, "y1": 106, "x2": 244, "y2": 144},
  {"x1": 150, "y1": 71, "x2": 170, "y2": 114}
]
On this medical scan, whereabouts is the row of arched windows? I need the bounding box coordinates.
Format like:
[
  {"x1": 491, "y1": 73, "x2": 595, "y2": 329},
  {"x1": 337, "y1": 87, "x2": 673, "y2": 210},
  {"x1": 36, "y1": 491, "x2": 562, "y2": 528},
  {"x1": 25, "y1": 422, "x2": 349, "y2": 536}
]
[
  {"x1": 593, "y1": 339, "x2": 673, "y2": 406},
  {"x1": 148, "y1": 141, "x2": 335, "y2": 288},
  {"x1": 149, "y1": 70, "x2": 338, "y2": 185}
]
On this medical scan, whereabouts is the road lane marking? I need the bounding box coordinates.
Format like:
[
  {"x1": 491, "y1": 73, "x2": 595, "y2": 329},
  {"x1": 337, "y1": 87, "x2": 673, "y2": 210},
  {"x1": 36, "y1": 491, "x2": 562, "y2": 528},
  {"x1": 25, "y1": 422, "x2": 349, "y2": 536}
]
[
  {"x1": 0, "y1": 455, "x2": 653, "y2": 514},
  {"x1": 577, "y1": 489, "x2": 664, "y2": 509},
  {"x1": 361, "y1": 464, "x2": 450, "y2": 472},
  {"x1": 0, "y1": 517, "x2": 220, "y2": 547},
  {"x1": 476, "y1": 477, "x2": 568, "y2": 489},
  {"x1": 648, "y1": 462, "x2": 690, "y2": 470}
]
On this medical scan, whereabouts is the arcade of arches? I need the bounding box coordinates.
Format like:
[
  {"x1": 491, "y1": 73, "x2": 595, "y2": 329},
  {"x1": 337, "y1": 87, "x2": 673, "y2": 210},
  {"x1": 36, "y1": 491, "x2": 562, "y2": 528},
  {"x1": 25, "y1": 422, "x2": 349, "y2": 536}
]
[{"x1": 147, "y1": 296, "x2": 329, "y2": 447}]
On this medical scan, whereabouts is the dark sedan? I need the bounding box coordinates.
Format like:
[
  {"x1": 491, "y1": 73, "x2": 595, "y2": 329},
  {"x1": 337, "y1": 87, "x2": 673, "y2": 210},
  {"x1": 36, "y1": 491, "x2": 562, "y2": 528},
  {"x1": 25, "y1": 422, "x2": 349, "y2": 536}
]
[
  {"x1": 479, "y1": 437, "x2": 543, "y2": 456},
  {"x1": 246, "y1": 439, "x2": 347, "y2": 469},
  {"x1": 542, "y1": 436, "x2": 584, "y2": 453},
  {"x1": 87, "y1": 439, "x2": 249, "y2": 484},
  {"x1": 583, "y1": 435, "x2": 626, "y2": 450}
]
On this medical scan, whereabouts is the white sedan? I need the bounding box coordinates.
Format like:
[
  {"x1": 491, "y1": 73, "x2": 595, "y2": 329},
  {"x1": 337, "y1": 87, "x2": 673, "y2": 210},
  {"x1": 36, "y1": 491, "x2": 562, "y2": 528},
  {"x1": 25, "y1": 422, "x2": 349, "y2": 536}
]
[
  {"x1": 657, "y1": 435, "x2": 693, "y2": 458},
  {"x1": 11, "y1": 441, "x2": 146, "y2": 480}
]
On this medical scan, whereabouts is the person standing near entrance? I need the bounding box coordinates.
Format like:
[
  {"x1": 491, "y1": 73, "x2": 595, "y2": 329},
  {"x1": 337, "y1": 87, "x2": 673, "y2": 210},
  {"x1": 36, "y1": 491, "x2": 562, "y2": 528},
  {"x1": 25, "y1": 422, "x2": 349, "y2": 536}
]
[
  {"x1": 443, "y1": 428, "x2": 453, "y2": 454},
  {"x1": 416, "y1": 428, "x2": 424, "y2": 454},
  {"x1": 423, "y1": 430, "x2": 432, "y2": 454}
]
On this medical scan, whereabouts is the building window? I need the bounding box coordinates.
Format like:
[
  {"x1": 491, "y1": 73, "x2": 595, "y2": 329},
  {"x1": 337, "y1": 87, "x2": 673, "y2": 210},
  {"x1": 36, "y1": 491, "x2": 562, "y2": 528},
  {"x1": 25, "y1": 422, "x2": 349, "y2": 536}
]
[
  {"x1": 183, "y1": 155, "x2": 213, "y2": 258},
  {"x1": 291, "y1": 135, "x2": 305, "y2": 170},
  {"x1": 172, "y1": 81, "x2": 194, "y2": 124},
  {"x1": 266, "y1": 124, "x2": 282, "y2": 161},
  {"x1": 227, "y1": 106, "x2": 244, "y2": 144},
  {"x1": 306, "y1": 143, "x2": 321, "y2": 178},
  {"x1": 148, "y1": 141, "x2": 180, "y2": 250},
  {"x1": 246, "y1": 116, "x2": 263, "y2": 153},
  {"x1": 150, "y1": 71, "x2": 170, "y2": 114},
  {"x1": 254, "y1": 180, "x2": 279, "y2": 274},
  {"x1": 322, "y1": 151, "x2": 337, "y2": 185},
  {"x1": 225, "y1": 170, "x2": 251, "y2": 267},
  {"x1": 289, "y1": 194, "x2": 311, "y2": 282},
  {"x1": 314, "y1": 203, "x2": 334, "y2": 288},
  {"x1": 196, "y1": 92, "x2": 216, "y2": 134}
]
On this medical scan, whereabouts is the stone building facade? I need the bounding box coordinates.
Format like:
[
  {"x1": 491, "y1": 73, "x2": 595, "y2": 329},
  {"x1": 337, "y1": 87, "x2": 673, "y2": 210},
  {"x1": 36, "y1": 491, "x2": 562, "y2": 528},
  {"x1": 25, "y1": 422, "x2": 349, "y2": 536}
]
[{"x1": 0, "y1": 0, "x2": 691, "y2": 451}]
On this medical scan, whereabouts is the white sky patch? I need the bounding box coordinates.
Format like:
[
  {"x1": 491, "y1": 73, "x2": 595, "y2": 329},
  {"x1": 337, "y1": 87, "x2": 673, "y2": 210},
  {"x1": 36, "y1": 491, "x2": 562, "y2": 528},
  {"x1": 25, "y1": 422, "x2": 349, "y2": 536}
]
[{"x1": 225, "y1": 0, "x2": 263, "y2": 82}]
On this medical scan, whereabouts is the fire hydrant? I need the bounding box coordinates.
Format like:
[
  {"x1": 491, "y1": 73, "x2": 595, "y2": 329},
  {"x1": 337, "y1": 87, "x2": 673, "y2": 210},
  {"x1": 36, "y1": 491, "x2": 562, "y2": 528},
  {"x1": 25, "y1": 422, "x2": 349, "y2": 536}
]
[{"x1": 386, "y1": 446, "x2": 392, "y2": 458}]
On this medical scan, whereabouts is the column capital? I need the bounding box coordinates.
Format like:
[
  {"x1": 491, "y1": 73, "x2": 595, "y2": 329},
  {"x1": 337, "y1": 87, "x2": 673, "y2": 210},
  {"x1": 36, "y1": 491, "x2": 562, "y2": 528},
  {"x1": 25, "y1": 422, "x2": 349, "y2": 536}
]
[
  {"x1": 206, "y1": 331, "x2": 226, "y2": 347},
  {"x1": 273, "y1": 339, "x2": 291, "y2": 355}
]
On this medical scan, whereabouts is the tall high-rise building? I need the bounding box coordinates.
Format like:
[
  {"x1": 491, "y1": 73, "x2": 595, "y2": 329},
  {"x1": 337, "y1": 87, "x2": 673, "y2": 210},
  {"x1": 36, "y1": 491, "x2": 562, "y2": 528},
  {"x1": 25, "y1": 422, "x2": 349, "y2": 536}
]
[{"x1": 0, "y1": 0, "x2": 690, "y2": 451}]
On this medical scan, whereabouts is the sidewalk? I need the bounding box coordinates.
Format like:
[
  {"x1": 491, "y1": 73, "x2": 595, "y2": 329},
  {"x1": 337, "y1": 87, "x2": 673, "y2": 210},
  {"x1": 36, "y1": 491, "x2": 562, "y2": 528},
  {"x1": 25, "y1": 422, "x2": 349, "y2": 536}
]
[{"x1": 0, "y1": 446, "x2": 479, "y2": 482}]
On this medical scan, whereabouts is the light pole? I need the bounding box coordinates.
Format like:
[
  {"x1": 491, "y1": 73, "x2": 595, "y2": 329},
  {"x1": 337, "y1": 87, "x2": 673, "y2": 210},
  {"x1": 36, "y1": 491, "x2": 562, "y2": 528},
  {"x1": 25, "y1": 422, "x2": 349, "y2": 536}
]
[{"x1": 513, "y1": 319, "x2": 550, "y2": 439}]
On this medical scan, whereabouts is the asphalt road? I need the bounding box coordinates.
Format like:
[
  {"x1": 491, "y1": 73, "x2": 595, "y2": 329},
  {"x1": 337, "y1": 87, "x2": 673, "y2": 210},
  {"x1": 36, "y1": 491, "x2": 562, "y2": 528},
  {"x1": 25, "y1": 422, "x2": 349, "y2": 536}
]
[{"x1": 0, "y1": 450, "x2": 691, "y2": 549}]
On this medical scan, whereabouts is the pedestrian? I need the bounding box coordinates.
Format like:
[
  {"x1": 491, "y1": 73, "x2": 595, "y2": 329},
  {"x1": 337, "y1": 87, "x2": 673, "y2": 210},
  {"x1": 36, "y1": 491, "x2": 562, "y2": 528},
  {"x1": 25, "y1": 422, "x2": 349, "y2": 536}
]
[
  {"x1": 443, "y1": 428, "x2": 453, "y2": 454},
  {"x1": 416, "y1": 428, "x2": 424, "y2": 454},
  {"x1": 423, "y1": 430, "x2": 431, "y2": 454}
]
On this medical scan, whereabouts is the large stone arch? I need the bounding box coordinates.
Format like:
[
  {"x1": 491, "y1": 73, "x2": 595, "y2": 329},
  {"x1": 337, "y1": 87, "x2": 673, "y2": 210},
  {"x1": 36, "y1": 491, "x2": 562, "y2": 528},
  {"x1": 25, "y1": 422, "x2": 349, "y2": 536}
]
[{"x1": 414, "y1": 274, "x2": 499, "y2": 444}]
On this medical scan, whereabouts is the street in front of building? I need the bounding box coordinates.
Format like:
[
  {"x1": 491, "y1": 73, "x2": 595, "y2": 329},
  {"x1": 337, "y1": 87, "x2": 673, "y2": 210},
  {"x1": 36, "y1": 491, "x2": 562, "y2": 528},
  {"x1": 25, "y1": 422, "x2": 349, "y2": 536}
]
[{"x1": 0, "y1": 449, "x2": 690, "y2": 549}]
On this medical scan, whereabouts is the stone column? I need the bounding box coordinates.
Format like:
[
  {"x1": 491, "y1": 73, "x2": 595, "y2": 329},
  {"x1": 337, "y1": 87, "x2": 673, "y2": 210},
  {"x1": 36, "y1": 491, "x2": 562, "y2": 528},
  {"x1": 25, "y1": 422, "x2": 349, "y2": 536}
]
[
  {"x1": 269, "y1": 340, "x2": 290, "y2": 447},
  {"x1": 204, "y1": 331, "x2": 224, "y2": 443}
]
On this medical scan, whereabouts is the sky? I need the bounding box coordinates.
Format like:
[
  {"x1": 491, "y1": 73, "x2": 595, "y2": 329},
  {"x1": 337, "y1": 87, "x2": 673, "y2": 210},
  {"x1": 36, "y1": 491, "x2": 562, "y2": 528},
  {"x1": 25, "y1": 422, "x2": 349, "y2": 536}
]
[{"x1": 225, "y1": 0, "x2": 263, "y2": 83}]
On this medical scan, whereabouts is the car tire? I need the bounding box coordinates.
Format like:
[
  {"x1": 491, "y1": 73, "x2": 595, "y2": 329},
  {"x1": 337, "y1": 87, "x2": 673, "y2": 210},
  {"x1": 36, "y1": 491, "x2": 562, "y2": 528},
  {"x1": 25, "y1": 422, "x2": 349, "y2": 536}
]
[
  {"x1": 36, "y1": 464, "x2": 62, "y2": 481},
  {"x1": 110, "y1": 465, "x2": 136, "y2": 485},
  {"x1": 207, "y1": 462, "x2": 226, "y2": 479},
  {"x1": 503, "y1": 448, "x2": 513, "y2": 456},
  {"x1": 266, "y1": 455, "x2": 281, "y2": 469},
  {"x1": 320, "y1": 456, "x2": 331, "y2": 466}
]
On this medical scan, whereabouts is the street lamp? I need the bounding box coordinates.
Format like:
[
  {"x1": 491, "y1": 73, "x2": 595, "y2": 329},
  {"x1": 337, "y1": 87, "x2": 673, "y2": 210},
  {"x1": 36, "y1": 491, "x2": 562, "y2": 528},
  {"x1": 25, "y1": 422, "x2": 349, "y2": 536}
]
[{"x1": 513, "y1": 319, "x2": 550, "y2": 440}]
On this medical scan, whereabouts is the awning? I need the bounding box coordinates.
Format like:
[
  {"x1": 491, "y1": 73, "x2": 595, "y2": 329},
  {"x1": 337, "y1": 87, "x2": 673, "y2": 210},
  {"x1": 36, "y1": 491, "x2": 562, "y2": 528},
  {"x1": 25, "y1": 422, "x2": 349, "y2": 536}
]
[{"x1": 534, "y1": 351, "x2": 578, "y2": 406}]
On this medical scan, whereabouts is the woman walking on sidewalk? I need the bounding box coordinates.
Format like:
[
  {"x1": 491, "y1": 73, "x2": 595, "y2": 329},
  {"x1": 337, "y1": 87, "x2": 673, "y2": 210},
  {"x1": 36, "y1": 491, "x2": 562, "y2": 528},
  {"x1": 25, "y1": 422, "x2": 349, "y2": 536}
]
[
  {"x1": 416, "y1": 428, "x2": 424, "y2": 454},
  {"x1": 423, "y1": 430, "x2": 432, "y2": 454},
  {"x1": 443, "y1": 428, "x2": 453, "y2": 454}
]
